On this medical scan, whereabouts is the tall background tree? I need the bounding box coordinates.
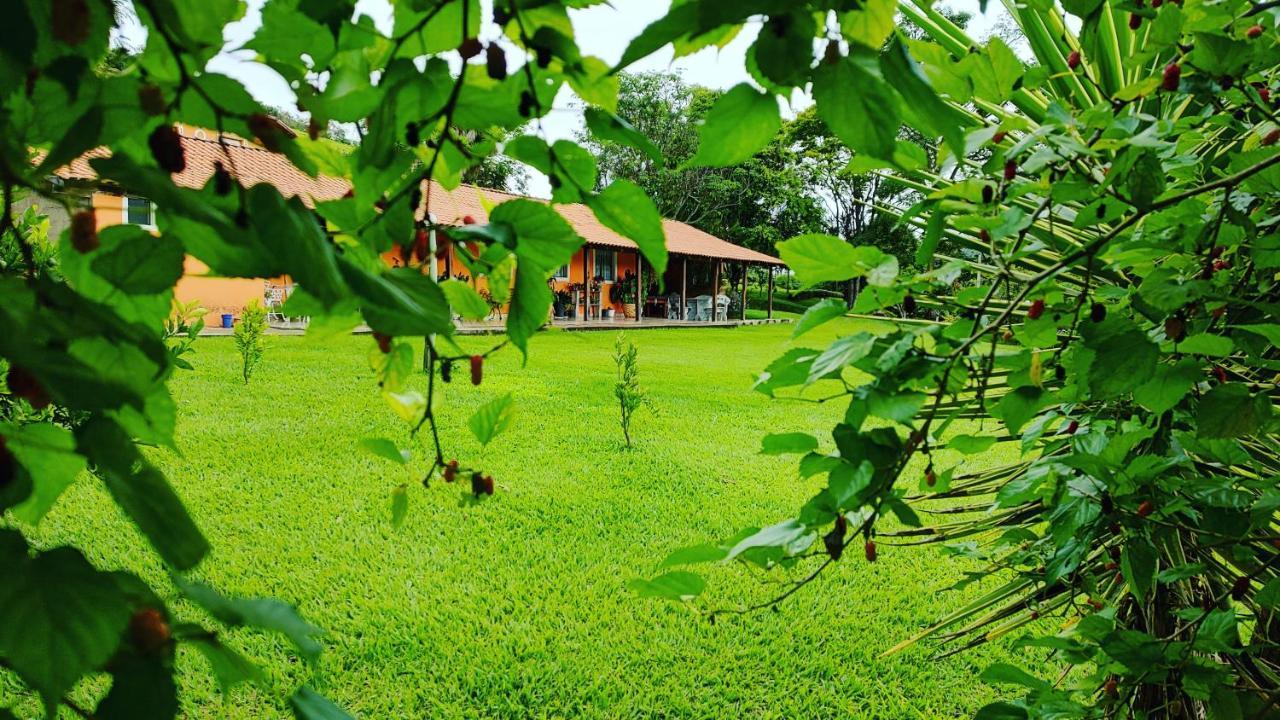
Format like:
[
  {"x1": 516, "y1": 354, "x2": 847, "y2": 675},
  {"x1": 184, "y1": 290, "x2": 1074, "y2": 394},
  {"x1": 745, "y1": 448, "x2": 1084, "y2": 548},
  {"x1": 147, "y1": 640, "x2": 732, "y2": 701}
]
[{"x1": 578, "y1": 71, "x2": 824, "y2": 260}]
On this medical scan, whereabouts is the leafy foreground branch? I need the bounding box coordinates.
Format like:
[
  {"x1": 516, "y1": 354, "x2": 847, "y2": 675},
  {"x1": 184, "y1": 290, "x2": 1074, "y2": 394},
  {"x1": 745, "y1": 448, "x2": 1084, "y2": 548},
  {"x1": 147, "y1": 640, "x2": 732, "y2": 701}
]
[
  {"x1": 626, "y1": 0, "x2": 1280, "y2": 717},
  {"x1": 1, "y1": 0, "x2": 672, "y2": 716}
]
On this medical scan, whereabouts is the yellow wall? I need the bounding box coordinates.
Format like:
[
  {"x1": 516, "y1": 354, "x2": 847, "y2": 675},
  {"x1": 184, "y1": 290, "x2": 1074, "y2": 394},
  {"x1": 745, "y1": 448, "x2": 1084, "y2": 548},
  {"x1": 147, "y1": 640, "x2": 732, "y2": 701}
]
[{"x1": 91, "y1": 190, "x2": 266, "y2": 323}]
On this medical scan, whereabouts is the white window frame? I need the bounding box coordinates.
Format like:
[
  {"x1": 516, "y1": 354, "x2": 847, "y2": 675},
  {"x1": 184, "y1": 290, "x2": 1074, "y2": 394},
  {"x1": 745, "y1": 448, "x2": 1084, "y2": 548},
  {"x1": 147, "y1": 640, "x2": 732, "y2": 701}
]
[
  {"x1": 593, "y1": 248, "x2": 618, "y2": 282},
  {"x1": 552, "y1": 262, "x2": 570, "y2": 281},
  {"x1": 123, "y1": 195, "x2": 157, "y2": 230}
]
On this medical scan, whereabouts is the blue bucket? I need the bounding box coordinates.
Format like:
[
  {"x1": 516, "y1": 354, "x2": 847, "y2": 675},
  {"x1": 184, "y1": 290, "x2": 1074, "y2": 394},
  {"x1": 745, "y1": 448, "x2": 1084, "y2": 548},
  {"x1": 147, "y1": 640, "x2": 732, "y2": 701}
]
[{"x1": 221, "y1": 313, "x2": 234, "y2": 329}]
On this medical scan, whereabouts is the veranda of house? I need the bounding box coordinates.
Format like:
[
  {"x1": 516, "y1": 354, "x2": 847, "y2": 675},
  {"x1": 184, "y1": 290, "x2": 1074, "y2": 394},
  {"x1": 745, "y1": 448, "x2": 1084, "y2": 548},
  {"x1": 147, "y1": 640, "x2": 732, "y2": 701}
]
[{"x1": 41, "y1": 124, "x2": 785, "y2": 327}]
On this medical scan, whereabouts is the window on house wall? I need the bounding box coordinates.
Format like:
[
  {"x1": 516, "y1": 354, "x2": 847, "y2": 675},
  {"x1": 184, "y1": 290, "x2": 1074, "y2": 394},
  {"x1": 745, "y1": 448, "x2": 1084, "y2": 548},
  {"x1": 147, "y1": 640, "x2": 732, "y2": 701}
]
[
  {"x1": 593, "y1": 248, "x2": 617, "y2": 282},
  {"x1": 553, "y1": 263, "x2": 570, "y2": 280},
  {"x1": 125, "y1": 196, "x2": 155, "y2": 227}
]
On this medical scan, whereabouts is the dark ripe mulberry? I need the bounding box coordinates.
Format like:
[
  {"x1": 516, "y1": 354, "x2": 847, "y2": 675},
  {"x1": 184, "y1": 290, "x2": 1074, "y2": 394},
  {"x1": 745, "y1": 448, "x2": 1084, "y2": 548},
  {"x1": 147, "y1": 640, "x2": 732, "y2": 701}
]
[
  {"x1": 471, "y1": 472, "x2": 494, "y2": 496},
  {"x1": 440, "y1": 359, "x2": 453, "y2": 383},
  {"x1": 1067, "y1": 50, "x2": 1081, "y2": 70},
  {"x1": 459, "y1": 37, "x2": 483, "y2": 60},
  {"x1": 70, "y1": 210, "x2": 98, "y2": 253},
  {"x1": 406, "y1": 122, "x2": 420, "y2": 147},
  {"x1": 486, "y1": 44, "x2": 507, "y2": 80},
  {"x1": 138, "y1": 84, "x2": 167, "y2": 115},
  {"x1": 1164, "y1": 315, "x2": 1186, "y2": 342},
  {"x1": 1090, "y1": 302, "x2": 1106, "y2": 323},
  {"x1": 374, "y1": 332, "x2": 392, "y2": 354},
  {"x1": 442, "y1": 460, "x2": 458, "y2": 482},
  {"x1": 902, "y1": 294, "x2": 917, "y2": 314},
  {"x1": 6, "y1": 366, "x2": 50, "y2": 409},
  {"x1": 1231, "y1": 575, "x2": 1251, "y2": 600},
  {"x1": 518, "y1": 91, "x2": 536, "y2": 118},
  {"x1": 864, "y1": 540, "x2": 877, "y2": 562},
  {"x1": 1003, "y1": 160, "x2": 1017, "y2": 181},
  {"x1": 52, "y1": 0, "x2": 91, "y2": 45},
  {"x1": 213, "y1": 161, "x2": 233, "y2": 196},
  {"x1": 247, "y1": 113, "x2": 284, "y2": 152},
  {"x1": 1162, "y1": 63, "x2": 1181, "y2": 92},
  {"x1": 0, "y1": 437, "x2": 14, "y2": 488},
  {"x1": 148, "y1": 124, "x2": 186, "y2": 174},
  {"x1": 535, "y1": 45, "x2": 553, "y2": 69},
  {"x1": 1128, "y1": 13, "x2": 1142, "y2": 29},
  {"x1": 981, "y1": 185, "x2": 994, "y2": 204},
  {"x1": 823, "y1": 515, "x2": 847, "y2": 560},
  {"x1": 470, "y1": 355, "x2": 483, "y2": 385}
]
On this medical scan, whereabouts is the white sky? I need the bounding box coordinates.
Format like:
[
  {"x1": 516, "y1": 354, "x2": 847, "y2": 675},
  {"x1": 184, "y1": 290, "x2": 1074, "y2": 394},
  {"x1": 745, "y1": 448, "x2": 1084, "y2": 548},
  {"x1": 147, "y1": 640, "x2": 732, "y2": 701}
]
[{"x1": 121, "y1": 0, "x2": 1007, "y2": 197}]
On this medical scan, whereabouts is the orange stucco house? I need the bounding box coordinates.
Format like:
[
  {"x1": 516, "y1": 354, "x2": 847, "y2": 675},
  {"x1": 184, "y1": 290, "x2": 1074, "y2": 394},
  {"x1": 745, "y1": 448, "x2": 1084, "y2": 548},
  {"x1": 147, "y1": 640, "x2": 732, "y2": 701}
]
[{"x1": 40, "y1": 124, "x2": 784, "y2": 326}]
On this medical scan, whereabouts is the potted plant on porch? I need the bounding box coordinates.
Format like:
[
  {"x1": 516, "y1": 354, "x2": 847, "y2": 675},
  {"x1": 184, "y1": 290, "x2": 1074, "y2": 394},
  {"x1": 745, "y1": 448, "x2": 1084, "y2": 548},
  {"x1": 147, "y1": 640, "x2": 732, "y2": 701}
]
[
  {"x1": 552, "y1": 286, "x2": 573, "y2": 319},
  {"x1": 614, "y1": 271, "x2": 638, "y2": 319}
]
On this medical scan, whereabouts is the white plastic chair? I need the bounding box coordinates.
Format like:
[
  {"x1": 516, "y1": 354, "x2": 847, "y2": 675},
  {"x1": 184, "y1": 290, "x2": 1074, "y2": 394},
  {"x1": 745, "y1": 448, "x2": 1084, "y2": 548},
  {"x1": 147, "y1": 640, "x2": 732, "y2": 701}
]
[
  {"x1": 666, "y1": 294, "x2": 681, "y2": 320},
  {"x1": 264, "y1": 283, "x2": 287, "y2": 325},
  {"x1": 714, "y1": 294, "x2": 731, "y2": 321}
]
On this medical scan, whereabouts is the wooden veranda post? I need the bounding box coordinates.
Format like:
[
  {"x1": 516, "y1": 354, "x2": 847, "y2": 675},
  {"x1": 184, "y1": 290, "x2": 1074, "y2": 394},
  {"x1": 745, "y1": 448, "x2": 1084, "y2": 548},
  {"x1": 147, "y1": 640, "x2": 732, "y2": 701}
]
[
  {"x1": 581, "y1": 245, "x2": 590, "y2": 322},
  {"x1": 635, "y1": 254, "x2": 643, "y2": 324},
  {"x1": 680, "y1": 256, "x2": 687, "y2": 321},
  {"x1": 740, "y1": 262, "x2": 748, "y2": 321},
  {"x1": 767, "y1": 266, "x2": 774, "y2": 319},
  {"x1": 710, "y1": 260, "x2": 720, "y2": 324}
]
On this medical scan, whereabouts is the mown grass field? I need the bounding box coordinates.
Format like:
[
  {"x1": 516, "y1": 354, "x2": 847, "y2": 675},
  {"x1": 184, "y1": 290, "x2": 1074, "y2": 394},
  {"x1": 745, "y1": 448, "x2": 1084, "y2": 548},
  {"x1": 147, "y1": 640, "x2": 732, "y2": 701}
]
[{"x1": 4, "y1": 320, "x2": 1033, "y2": 718}]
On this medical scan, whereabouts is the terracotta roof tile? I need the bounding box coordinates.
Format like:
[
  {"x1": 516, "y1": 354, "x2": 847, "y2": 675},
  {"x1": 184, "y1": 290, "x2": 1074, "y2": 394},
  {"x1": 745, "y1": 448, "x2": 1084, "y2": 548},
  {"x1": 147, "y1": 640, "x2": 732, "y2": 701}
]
[
  {"x1": 423, "y1": 182, "x2": 785, "y2": 265},
  {"x1": 52, "y1": 129, "x2": 784, "y2": 265},
  {"x1": 51, "y1": 132, "x2": 348, "y2": 207}
]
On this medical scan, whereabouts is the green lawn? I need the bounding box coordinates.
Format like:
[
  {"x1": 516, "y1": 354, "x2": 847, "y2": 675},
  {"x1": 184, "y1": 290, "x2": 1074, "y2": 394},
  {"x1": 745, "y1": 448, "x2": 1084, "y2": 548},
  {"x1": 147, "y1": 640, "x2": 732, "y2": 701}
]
[{"x1": 4, "y1": 321, "x2": 1030, "y2": 718}]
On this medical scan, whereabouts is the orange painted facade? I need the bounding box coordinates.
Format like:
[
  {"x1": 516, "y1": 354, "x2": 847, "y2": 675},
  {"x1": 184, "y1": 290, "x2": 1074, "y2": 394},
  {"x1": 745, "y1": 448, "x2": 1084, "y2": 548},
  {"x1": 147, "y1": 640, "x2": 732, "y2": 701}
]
[
  {"x1": 88, "y1": 189, "x2": 264, "y2": 321},
  {"x1": 384, "y1": 234, "x2": 645, "y2": 317},
  {"x1": 88, "y1": 188, "x2": 648, "y2": 323}
]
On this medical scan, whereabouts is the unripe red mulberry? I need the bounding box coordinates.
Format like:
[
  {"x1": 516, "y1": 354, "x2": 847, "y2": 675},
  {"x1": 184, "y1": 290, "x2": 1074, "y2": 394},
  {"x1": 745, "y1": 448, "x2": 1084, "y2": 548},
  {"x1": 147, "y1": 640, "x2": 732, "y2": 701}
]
[
  {"x1": 1067, "y1": 50, "x2": 1081, "y2": 70},
  {"x1": 129, "y1": 608, "x2": 171, "y2": 653},
  {"x1": 1027, "y1": 298, "x2": 1045, "y2": 320},
  {"x1": 864, "y1": 540, "x2": 877, "y2": 562}
]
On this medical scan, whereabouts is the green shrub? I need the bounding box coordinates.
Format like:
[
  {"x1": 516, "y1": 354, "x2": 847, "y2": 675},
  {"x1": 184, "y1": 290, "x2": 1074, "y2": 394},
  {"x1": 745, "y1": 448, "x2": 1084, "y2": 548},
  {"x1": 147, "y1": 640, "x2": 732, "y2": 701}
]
[
  {"x1": 233, "y1": 301, "x2": 267, "y2": 385},
  {"x1": 613, "y1": 333, "x2": 647, "y2": 447}
]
